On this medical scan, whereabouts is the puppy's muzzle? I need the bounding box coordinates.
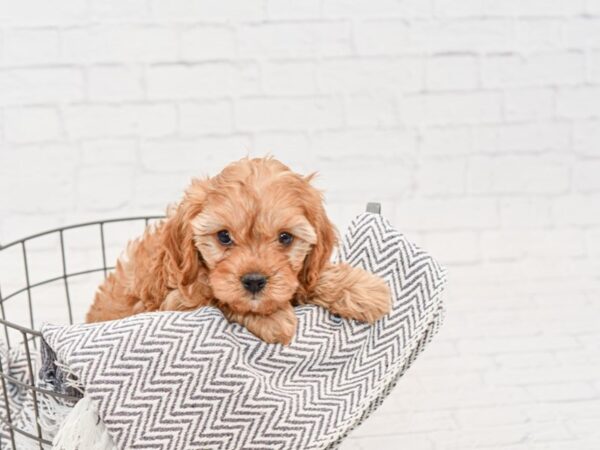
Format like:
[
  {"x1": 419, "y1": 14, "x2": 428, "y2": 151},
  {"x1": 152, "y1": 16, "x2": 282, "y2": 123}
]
[{"x1": 241, "y1": 272, "x2": 267, "y2": 294}]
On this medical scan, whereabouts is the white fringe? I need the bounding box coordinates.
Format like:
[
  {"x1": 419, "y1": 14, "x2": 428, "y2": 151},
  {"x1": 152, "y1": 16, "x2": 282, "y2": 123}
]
[
  {"x1": 52, "y1": 396, "x2": 115, "y2": 450},
  {"x1": 52, "y1": 359, "x2": 85, "y2": 395}
]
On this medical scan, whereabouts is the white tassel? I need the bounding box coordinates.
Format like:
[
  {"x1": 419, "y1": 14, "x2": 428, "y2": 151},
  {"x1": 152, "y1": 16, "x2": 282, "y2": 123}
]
[{"x1": 52, "y1": 396, "x2": 115, "y2": 450}]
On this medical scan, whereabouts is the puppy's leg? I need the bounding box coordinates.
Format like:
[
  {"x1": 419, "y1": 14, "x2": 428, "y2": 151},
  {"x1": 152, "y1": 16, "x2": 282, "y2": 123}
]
[
  {"x1": 160, "y1": 289, "x2": 193, "y2": 311},
  {"x1": 226, "y1": 303, "x2": 297, "y2": 345},
  {"x1": 86, "y1": 261, "x2": 146, "y2": 323},
  {"x1": 305, "y1": 263, "x2": 391, "y2": 323},
  {"x1": 159, "y1": 288, "x2": 212, "y2": 312}
]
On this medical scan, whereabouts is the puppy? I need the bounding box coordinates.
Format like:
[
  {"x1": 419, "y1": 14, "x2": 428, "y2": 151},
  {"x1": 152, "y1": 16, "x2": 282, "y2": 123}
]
[{"x1": 86, "y1": 158, "x2": 390, "y2": 344}]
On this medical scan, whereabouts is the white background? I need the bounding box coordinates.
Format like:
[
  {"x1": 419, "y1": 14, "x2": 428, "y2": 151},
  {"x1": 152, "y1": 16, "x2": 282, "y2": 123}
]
[{"x1": 0, "y1": 0, "x2": 599, "y2": 448}]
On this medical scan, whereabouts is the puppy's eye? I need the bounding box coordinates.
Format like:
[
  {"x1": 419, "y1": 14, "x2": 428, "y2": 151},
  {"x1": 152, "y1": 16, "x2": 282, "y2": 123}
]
[
  {"x1": 278, "y1": 232, "x2": 294, "y2": 246},
  {"x1": 217, "y1": 230, "x2": 233, "y2": 246}
]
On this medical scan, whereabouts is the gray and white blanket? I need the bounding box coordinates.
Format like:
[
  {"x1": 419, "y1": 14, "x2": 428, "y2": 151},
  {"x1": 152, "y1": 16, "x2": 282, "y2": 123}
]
[{"x1": 2, "y1": 212, "x2": 446, "y2": 450}]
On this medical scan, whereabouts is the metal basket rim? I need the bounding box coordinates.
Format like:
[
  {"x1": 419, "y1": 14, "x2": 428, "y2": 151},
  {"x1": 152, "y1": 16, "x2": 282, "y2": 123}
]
[
  {"x1": 0, "y1": 215, "x2": 165, "y2": 251},
  {"x1": 0, "y1": 215, "x2": 164, "y2": 335}
]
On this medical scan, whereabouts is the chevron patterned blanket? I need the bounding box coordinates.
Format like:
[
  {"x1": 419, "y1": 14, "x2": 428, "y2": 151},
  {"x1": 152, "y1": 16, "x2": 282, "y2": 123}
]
[{"x1": 40, "y1": 212, "x2": 446, "y2": 450}]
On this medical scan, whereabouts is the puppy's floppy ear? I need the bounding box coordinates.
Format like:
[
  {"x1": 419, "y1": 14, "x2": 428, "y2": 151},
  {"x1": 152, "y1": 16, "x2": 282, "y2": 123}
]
[
  {"x1": 299, "y1": 176, "x2": 337, "y2": 296},
  {"x1": 160, "y1": 178, "x2": 209, "y2": 288}
]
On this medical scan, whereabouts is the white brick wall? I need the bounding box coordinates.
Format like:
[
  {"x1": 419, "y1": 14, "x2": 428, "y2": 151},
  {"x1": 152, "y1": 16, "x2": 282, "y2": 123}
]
[{"x1": 1, "y1": 0, "x2": 599, "y2": 448}]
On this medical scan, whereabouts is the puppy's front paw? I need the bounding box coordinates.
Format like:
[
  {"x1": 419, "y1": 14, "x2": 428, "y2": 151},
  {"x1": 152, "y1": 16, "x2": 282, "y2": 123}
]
[
  {"x1": 359, "y1": 274, "x2": 392, "y2": 323},
  {"x1": 318, "y1": 264, "x2": 391, "y2": 324},
  {"x1": 243, "y1": 306, "x2": 298, "y2": 345}
]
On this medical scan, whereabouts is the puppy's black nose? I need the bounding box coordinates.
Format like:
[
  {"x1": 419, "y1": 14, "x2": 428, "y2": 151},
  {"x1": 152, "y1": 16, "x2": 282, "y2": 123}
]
[{"x1": 241, "y1": 273, "x2": 267, "y2": 294}]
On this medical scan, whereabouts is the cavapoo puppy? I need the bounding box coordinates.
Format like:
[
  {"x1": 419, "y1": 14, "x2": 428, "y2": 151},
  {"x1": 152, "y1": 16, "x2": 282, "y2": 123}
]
[{"x1": 86, "y1": 157, "x2": 390, "y2": 344}]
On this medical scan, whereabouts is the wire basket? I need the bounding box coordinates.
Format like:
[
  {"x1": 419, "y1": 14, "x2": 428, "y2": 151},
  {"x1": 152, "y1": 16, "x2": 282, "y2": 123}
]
[{"x1": 0, "y1": 216, "x2": 162, "y2": 449}]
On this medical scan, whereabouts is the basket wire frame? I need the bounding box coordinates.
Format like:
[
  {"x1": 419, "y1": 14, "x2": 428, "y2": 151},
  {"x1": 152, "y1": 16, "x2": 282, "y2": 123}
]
[{"x1": 0, "y1": 216, "x2": 162, "y2": 449}]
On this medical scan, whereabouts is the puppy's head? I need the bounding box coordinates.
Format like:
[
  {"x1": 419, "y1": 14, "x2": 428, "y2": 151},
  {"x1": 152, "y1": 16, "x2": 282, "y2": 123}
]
[{"x1": 171, "y1": 157, "x2": 335, "y2": 315}]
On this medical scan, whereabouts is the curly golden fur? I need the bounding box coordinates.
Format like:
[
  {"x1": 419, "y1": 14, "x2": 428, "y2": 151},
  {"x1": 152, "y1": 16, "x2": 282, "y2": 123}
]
[{"x1": 86, "y1": 157, "x2": 390, "y2": 344}]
